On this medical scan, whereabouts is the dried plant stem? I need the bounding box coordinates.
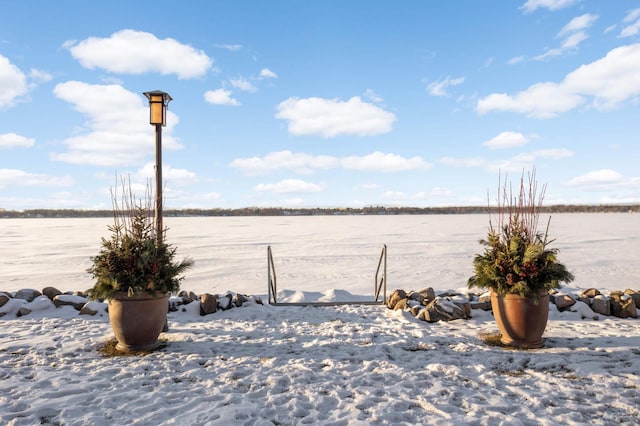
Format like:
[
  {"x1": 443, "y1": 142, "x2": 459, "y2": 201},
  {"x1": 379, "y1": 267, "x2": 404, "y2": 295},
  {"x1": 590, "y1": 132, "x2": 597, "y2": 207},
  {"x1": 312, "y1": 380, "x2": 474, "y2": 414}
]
[
  {"x1": 109, "y1": 175, "x2": 156, "y2": 241},
  {"x1": 490, "y1": 168, "x2": 546, "y2": 244}
]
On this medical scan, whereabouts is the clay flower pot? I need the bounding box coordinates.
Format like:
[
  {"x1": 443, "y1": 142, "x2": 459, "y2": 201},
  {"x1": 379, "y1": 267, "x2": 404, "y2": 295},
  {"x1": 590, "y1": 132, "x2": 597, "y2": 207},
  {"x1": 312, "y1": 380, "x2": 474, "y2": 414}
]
[
  {"x1": 490, "y1": 290, "x2": 549, "y2": 349},
  {"x1": 108, "y1": 292, "x2": 168, "y2": 352}
]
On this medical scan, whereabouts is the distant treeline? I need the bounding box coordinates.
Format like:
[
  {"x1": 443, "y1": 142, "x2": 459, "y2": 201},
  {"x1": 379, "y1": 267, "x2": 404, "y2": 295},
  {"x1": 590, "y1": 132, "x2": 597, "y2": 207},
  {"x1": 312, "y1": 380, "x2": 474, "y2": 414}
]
[{"x1": 1, "y1": 204, "x2": 639, "y2": 218}]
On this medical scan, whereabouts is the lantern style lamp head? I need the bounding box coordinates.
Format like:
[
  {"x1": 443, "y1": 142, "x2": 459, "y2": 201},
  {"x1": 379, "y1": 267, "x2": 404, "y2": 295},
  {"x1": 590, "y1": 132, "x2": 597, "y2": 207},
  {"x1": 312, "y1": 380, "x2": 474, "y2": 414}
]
[{"x1": 143, "y1": 90, "x2": 172, "y2": 126}]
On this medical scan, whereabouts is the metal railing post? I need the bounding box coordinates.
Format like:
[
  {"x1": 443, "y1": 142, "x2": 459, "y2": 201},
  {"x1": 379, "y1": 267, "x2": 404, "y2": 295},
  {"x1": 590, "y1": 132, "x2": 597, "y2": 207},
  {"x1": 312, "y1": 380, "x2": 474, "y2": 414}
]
[
  {"x1": 268, "y1": 245, "x2": 277, "y2": 304},
  {"x1": 383, "y1": 243, "x2": 387, "y2": 304},
  {"x1": 374, "y1": 244, "x2": 387, "y2": 303}
]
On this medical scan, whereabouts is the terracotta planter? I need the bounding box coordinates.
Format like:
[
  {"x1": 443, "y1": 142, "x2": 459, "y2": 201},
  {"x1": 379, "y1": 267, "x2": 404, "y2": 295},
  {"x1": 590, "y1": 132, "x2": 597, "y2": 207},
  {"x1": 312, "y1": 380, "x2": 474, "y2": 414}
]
[
  {"x1": 490, "y1": 290, "x2": 549, "y2": 349},
  {"x1": 108, "y1": 292, "x2": 168, "y2": 352}
]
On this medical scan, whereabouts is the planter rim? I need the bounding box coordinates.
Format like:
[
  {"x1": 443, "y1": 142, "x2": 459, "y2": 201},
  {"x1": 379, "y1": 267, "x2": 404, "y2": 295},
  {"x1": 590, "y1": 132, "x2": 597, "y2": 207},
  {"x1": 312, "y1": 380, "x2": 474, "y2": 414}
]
[
  {"x1": 108, "y1": 291, "x2": 169, "y2": 302},
  {"x1": 489, "y1": 288, "x2": 549, "y2": 299}
]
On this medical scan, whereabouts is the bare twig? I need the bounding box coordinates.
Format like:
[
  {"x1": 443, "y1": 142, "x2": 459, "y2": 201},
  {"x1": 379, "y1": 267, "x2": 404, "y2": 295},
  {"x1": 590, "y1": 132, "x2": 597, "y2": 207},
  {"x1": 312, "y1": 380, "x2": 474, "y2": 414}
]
[
  {"x1": 492, "y1": 167, "x2": 547, "y2": 245},
  {"x1": 109, "y1": 175, "x2": 156, "y2": 241}
]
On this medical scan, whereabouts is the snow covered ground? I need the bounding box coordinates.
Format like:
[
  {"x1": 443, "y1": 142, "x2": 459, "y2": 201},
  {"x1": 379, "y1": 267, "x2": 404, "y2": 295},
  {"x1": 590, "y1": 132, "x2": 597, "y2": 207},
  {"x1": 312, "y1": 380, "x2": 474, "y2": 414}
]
[{"x1": 1, "y1": 214, "x2": 639, "y2": 425}]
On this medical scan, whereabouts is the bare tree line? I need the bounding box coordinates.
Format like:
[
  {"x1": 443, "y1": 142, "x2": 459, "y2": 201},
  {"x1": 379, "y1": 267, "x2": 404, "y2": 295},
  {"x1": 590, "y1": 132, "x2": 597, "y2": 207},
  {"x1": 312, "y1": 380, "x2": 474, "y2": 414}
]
[{"x1": 1, "y1": 204, "x2": 638, "y2": 219}]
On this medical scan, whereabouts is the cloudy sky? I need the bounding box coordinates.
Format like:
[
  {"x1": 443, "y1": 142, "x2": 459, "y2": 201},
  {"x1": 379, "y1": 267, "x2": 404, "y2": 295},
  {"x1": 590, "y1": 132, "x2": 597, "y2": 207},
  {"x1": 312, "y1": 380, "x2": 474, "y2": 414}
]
[{"x1": 1, "y1": 0, "x2": 639, "y2": 210}]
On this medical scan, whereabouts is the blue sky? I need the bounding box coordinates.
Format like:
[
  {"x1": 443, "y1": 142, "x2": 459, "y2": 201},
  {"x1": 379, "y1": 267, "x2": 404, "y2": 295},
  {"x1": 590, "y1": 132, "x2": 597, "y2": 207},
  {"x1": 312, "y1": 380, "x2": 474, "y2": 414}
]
[{"x1": 1, "y1": 0, "x2": 639, "y2": 210}]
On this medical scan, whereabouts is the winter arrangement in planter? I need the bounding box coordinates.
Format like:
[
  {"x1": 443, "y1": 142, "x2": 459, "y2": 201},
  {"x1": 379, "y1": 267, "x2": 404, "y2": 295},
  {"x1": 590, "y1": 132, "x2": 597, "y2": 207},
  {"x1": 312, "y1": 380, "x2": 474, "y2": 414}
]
[
  {"x1": 467, "y1": 169, "x2": 574, "y2": 348},
  {"x1": 88, "y1": 179, "x2": 193, "y2": 352}
]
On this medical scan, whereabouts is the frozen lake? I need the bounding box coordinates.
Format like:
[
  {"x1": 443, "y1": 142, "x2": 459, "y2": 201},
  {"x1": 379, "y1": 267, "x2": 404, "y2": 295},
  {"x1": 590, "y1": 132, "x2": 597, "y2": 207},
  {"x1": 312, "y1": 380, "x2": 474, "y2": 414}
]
[{"x1": 1, "y1": 213, "x2": 639, "y2": 296}]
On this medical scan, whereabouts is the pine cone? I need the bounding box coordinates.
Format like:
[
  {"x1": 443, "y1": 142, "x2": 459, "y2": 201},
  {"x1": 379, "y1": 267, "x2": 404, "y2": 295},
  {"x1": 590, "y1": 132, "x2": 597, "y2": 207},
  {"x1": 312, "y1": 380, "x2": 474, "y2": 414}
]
[{"x1": 106, "y1": 252, "x2": 124, "y2": 273}]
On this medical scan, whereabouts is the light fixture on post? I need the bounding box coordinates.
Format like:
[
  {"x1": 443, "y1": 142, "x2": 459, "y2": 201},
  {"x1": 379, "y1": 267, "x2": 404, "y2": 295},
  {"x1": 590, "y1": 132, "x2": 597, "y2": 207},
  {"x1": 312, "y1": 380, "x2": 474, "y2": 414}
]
[{"x1": 143, "y1": 90, "x2": 172, "y2": 247}]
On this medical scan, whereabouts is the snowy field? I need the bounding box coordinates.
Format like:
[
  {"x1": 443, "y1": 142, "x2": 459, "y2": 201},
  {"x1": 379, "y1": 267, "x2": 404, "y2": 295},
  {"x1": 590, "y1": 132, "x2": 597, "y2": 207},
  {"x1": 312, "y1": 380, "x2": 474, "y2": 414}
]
[{"x1": 1, "y1": 214, "x2": 639, "y2": 425}]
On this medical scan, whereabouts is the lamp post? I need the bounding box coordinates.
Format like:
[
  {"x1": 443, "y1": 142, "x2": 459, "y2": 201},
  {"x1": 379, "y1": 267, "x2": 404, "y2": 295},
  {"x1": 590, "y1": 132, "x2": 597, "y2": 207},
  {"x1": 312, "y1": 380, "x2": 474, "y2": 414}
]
[{"x1": 143, "y1": 90, "x2": 172, "y2": 247}]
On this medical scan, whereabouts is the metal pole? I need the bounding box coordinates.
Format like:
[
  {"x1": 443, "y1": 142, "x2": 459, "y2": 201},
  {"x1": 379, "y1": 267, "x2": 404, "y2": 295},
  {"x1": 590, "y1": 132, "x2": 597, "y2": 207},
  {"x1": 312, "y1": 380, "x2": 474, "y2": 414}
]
[
  {"x1": 268, "y1": 246, "x2": 272, "y2": 304},
  {"x1": 383, "y1": 244, "x2": 387, "y2": 304},
  {"x1": 155, "y1": 123, "x2": 163, "y2": 246}
]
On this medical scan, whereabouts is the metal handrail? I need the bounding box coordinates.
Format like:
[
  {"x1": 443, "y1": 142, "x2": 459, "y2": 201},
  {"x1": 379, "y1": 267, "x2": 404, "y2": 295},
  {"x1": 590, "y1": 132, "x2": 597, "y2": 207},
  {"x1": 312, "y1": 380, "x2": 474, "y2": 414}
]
[
  {"x1": 267, "y1": 244, "x2": 387, "y2": 306},
  {"x1": 374, "y1": 244, "x2": 387, "y2": 304},
  {"x1": 267, "y1": 245, "x2": 277, "y2": 304}
]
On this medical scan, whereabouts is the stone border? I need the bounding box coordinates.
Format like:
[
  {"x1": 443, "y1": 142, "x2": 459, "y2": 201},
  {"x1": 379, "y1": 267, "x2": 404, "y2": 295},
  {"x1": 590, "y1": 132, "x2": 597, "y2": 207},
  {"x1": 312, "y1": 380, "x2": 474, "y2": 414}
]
[
  {"x1": 0, "y1": 287, "x2": 262, "y2": 319},
  {"x1": 386, "y1": 287, "x2": 640, "y2": 322},
  {"x1": 2, "y1": 286, "x2": 638, "y2": 321}
]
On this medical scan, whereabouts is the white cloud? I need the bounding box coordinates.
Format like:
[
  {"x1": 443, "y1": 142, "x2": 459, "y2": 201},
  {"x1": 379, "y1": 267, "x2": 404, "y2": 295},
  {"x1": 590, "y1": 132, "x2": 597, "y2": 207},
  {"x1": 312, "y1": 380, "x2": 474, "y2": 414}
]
[
  {"x1": 621, "y1": 9, "x2": 640, "y2": 38},
  {"x1": 358, "y1": 183, "x2": 380, "y2": 190},
  {"x1": 535, "y1": 14, "x2": 597, "y2": 60},
  {"x1": 363, "y1": 89, "x2": 383, "y2": 103},
  {"x1": 202, "y1": 192, "x2": 223, "y2": 201},
  {"x1": 275, "y1": 96, "x2": 396, "y2": 138},
  {"x1": 515, "y1": 148, "x2": 571, "y2": 162},
  {"x1": 597, "y1": 194, "x2": 640, "y2": 203},
  {"x1": 427, "y1": 76, "x2": 465, "y2": 97},
  {"x1": 279, "y1": 198, "x2": 305, "y2": 206},
  {"x1": 623, "y1": 8, "x2": 640, "y2": 23},
  {"x1": 487, "y1": 160, "x2": 530, "y2": 174},
  {"x1": 440, "y1": 149, "x2": 571, "y2": 172},
  {"x1": 621, "y1": 21, "x2": 640, "y2": 38},
  {"x1": 230, "y1": 150, "x2": 427, "y2": 175},
  {"x1": 216, "y1": 44, "x2": 243, "y2": 51},
  {"x1": 204, "y1": 88, "x2": 240, "y2": 106},
  {"x1": 254, "y1": 179, "x2": 326, "y2": 194},
  {"x1": 482, "y1": 131, "x2": 530, "y2": 149},
  {"x1": 0, "y1": 54, "x2": 28, "y2": 108},
  {"x1": 0, "y1": 169, "x2": 74, "y2": 189},
  {"x1": 520, "y1": 0, "x2": 580, "y2": 13},
  {"x1": 438, "y1": 157, "x2": 485, "y2": 167},
  {"x1": 136, "y1": 162, "x2": 198, "y2": 186},
  {"x1": 486, "y1": 149, "x2": 574, "y2": 172},
  {"x1": 51, "y1": 81, "x2": 181, "y2": 167},
  {"x1": 230, "y1": 150, "x2": 338, "y2": 176},
  {"x1": 534, "y1": 48, "x2": 564, "y2": 61},
  {"x1": 477, "y1": 82, "x2": 583, "y2": 118},
  {"x1": 341, "y1": 152, "x2": 431, "y2": 172},
  {"x1": 230, "y1": 77, "x2": 257, "y2": 92},
  {"x1": 381, "y1": 188, "x2": 455, "y2": 204},
  {"x1": 65, "y1": 29, "x2": 212, "y2": 79},
  {"x1": 561, "y1": 31, "x2": 588, "y2": 49},
  {"x1": 565, "y1": 169, "x2": 640, "y2": 192},
  {"x1": 163, "y1": 188, "x2": 223, "y2": 209},
  {"x1": 0, "y1": 133, "x2": 35, "y2": 148},
  {"x1": 29, "y1": 68, "x2": 53, "y2": 83},
  {"x1": 559, "y1": 13, "x2": 598, "y2": 36},
  {"x1": 529, "y1": 148, "x2": 574, "y2": 159},
  {"x1": 566, "y1": 169, "x2": 623, "y2": 187},
  {"x1": 563, "y1": 44, "x2": 640, "y2": 109},
  {"x1": 477, "y1": 43, "x2": 640, "y2": 117},
  {"x1": 383, "y1": 190, "x2": 406, "y2": 200},
  {"x1": 429, "y1": 187, "x2": 455, "y2": 197},
  {"x1": 260, "y1": 68, "x2": 277, "y2": 78}
]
